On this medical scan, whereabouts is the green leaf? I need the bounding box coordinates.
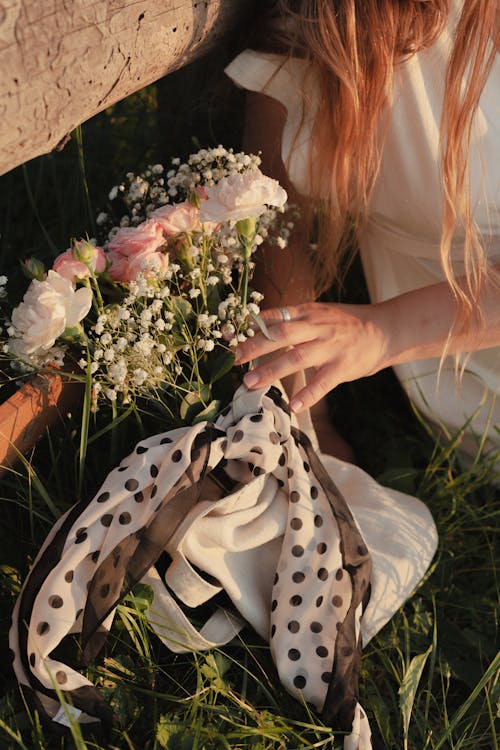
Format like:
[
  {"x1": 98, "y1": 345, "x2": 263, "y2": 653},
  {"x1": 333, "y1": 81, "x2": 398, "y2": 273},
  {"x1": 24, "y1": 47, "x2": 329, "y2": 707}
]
[
  {"x1": 250, "y1": 312, "x2": 276, "y2": 341},
  {"x1": 399, "y1": 645, "x2": 432, "y2": 746},
  {"x1": 193, "y1": 399, "x2": 221, "y2": 424},
  {"x1": 170, "y1": 296, "x2": 193, "y2": 324},
  {"x1": 208, "y1": 350, "x2": 235, "y2": 384},
  {"x1": 156, "y1": 716, "x2": 188, "y2": 749},
  {"x1": 179, "y1": 385, "x2": 211, "y2": 423}
]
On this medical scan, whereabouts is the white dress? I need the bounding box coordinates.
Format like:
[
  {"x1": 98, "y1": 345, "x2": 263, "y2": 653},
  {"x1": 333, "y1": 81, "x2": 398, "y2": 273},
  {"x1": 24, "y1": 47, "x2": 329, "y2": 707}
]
[{"x1": 225, "y1": 1, "x2": 500, "y2": 461}]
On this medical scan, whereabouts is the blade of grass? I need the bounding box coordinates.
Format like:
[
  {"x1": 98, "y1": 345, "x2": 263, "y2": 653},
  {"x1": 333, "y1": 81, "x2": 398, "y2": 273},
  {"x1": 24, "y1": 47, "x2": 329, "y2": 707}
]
[
  {"x1": 78, "y1": 349, "x2": 92, "y2": 496},
  {"x1": 432, "y1": 651, "x2": 500, "y2": 750}
]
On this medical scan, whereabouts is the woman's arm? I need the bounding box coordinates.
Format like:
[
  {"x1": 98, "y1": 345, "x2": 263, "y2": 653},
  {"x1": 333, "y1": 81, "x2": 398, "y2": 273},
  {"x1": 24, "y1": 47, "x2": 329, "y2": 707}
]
[
  {"x1": 244, "y1": 91, "x2": 316, "y2": 307},
  {"x1": 235, "y1": 269, "x2": 500, "y2": 413}
]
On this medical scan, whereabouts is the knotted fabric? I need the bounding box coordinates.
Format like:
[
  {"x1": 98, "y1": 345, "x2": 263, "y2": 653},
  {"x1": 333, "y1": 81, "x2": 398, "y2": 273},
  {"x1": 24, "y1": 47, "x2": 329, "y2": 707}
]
[{"x1": 11, "y1": 385, "x2": 372, "y2": 749}]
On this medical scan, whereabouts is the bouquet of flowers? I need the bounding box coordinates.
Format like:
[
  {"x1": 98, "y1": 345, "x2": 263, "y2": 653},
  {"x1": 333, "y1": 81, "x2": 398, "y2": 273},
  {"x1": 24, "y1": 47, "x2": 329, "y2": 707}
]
[{"x1": 1, "y1": 147, "x2": 290, "y2": 425}]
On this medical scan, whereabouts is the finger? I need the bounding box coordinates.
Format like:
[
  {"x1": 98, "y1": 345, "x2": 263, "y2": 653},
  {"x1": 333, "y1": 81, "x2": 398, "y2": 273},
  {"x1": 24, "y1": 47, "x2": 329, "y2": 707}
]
[
  {"x1": 258, "y1": 304, "x2": 305, "y2": 323},
  {"x1": 235, "y1": 321, "x2": 318, "y2": 365},
  {"x1": 243, "y1": 342, "x2": 323, "y2": 390},
  {"x1": 289, "y1": 365, "x2": 340, "y2": 413}
]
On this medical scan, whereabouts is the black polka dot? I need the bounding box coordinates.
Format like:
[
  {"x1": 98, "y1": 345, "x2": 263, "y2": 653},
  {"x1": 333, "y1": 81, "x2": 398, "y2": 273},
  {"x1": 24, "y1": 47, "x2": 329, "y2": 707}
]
[
  {"x1": 274, "y1": 572, "x2": 279, "y2": 585},
  {"x1": 335, "y1": 568, "x2": 344, "y2": 581},
  {"x1": 332, "y1": 595, "x2": 343, "y2": 607},
  {"x1": 253, "y1": 466, "x2": 265, "y2": 476},
  {"x1": 287, "y1": 467, "x2": 294, "y2": 478},
  {"x1": 290, "y1": 518, "x2": 303, "y2": 531},
  {"x1": 172, "y1": 449, "x2": 182, "y2": 462},
  {"x1": 310, "y1": 486, "x2": 318, "y2": 499},
  {"x1": 336, "y1": 621, "x2": 342, "y2": 631},
  {"x1": 303, "y1": 461, "x2": 310, "y2": 472},
  {"x1": 232, "y1": 430, "x2": 244, "y2": 443},
  {"x1": 294, "y1": 675, "x2": 306, "y2": 689},
  {"x1": 292, "y1": 545, "x2": 304, "y2": 557},
  {"x1": 100, "y1": 583, "x2": 110, "y2": 598},
  {"x1": 151, "y1": 485, "x2": 158, "y2": 498},
  {"x1": 150, "y1": 464, "x2": 159, "y2": 478},
  {"x1": 136, "y1": 445, "x2": 148, "y2": 454},
  {"x1": 101, "y1": 513, "x2": 113, "y2": 527},
  {"x1": 117, "y1": 466, "x2": 128, "y2": 473},
  {"x1": 317, "y1": 568, "x2": 328, "y2": 581},
  {"x1": 49, "y1": 595, "x2": 63, "y2": 609},
  {"x1": 270, "y1": 624, "x2": 276, "y2": 638},
  {"x1": 251, "y1": 446, "x2": 263, "y2": 455},
  {"x1": 314, "y1": 515, "x2": 323, "y2": 527},
  {"x1": 64, "y1": 570, "x2": 74, "y2": 583},
  {"x1": 271, "y1": 599, "x2": 278, "y2": 611},
  {"x1": 37, "y1": 621, "x2": 50, "y2": 635},
  {"x1": 91, "y1": 551, "x2": 100, "y2": 563},
  {"x1": 125, "y1": 478, "x2": 139, "y2": 491},
  {"x1": 97, "y1": 492, "x2": 110, "y2": 503},
  {"x1": 29, "y1": 652, "x2": 36, "y2": 667},
  {"x1": 316, "y1": 645, "x2": 328, "y2": 658},
  {"x1": 134, "y1": 492, "x2": 144, "y2": 503},
  {"x1": 160, "y1": 436, "x2": 172, "y2": 444},
  {"x1": 321, "y1": 672, "x2": 332, "y2": 684},
  {"x1": 288, "y1": 620, "x2": 300, "y2": 633},
  {"x1": 292, "y1": 571, "x2": 305, "y2": 583},
  {"x1": 315, "y1": 595, "x2": 323, "y2": 607},
  {"x1": 56, "y1": 671, "x2": 67, "y2": 685},
  {"x1": 75, "y1": 527, "x2": 87, "y2": 544},
  {"x1": 290, "y1": 491, "x2": 300, "y2": 503},
  {"x1": 317, "y1": 542, "x2": 327, "y2": 554},
  {"x1": 277, "y1": 479, "x2": 285, "y2": 488},
  {"x1": 288, "y1": 648, "x2": 301, "y2": 661},
  {"x1": 269, "y1": 431, "x2": 279, "y2": 444},
  {"x1": 290, "y1": 594, "x2": 302, "y2": 606},
  {"x1": 250, "y1": 414, "x2": 263, "y2": 423},
  {"x1": 310, "y1": 621, "x2": 323, "y2": 633},
  {"x1": 119, "y1": 512, "x2": 131, "y2": 525},
  {"x1": 357, "y1": 544, "x2": 368, "y2": 556},
  {"x1": 278, "y1": 453, "x2": 286, "y2": 466},
  {"x1": 248, "y1": 462, "x2": 255, "y2": 473}
]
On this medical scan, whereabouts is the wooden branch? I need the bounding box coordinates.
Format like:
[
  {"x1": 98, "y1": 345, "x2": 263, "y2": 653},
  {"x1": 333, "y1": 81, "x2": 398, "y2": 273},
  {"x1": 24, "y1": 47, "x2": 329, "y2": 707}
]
[
  {"x1": 0, "y1": 372, "x2": 82, "y2": 475},
  {"x1": 0, "y1": 0, "x2": 252, "y2": 176}
]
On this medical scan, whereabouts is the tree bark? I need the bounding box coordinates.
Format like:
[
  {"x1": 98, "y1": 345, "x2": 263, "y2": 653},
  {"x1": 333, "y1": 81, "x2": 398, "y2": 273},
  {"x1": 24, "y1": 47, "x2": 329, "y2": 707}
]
[{"x1": 0, "y1": 0, "x2": 252, "y2": 176}]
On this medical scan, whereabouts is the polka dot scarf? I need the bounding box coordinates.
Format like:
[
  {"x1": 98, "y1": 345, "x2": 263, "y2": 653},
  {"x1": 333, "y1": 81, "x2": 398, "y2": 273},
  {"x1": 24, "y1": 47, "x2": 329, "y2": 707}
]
[{"x1": 10, "y1": 385, "x2": 372, "y2": 749}]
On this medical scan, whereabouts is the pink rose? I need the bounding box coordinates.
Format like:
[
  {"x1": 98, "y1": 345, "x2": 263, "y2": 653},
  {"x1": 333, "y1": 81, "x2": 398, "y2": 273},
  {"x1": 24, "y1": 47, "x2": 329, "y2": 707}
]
[
  {"x1": 53, "y1": 243, "x2": 106, "y2": 281},
  {"x1": 150, "y1": 202, "x2": 201, "y2": 236},
  {"x1": 107, "y1": 249, "x2": 169, "y2": 282},
  {"x1": 107, "y1": 220, "x2": 165, "y2": 257}
]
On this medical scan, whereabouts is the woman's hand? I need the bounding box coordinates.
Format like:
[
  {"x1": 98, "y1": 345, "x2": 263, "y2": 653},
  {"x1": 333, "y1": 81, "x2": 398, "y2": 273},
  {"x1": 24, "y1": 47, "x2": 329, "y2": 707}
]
[{"x1": 235, "y1": 302, "x2": 390, "y2": 412}]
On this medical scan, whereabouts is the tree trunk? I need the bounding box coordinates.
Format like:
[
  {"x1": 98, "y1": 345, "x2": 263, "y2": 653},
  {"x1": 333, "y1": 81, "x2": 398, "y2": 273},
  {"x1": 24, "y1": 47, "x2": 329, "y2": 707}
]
[{"x1": 0, "y1": 0, "x2": 252, "y2": 176}]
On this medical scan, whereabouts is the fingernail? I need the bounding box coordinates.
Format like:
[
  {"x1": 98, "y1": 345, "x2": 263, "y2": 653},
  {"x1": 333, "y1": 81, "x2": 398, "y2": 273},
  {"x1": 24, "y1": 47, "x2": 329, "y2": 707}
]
[
  {"x1": 234, "y1": 347, "x2": 242, "y2": 364},
  {"x1": 244, "y1": 372, "x2": 259, "y2": 388},
  {"x1": 290, "y1": 398, "x2": 303, "y2": 412}
]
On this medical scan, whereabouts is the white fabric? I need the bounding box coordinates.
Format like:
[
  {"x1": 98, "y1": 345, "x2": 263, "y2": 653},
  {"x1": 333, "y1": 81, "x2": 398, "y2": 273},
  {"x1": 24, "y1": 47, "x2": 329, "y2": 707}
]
[{"x1": 225, "y1": 1, "x2": 500, "y2": 457}]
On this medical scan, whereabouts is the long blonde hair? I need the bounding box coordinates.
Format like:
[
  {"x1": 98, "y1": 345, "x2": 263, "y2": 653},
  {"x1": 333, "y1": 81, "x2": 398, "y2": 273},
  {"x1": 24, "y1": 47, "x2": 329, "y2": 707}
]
[{"x1": 263, "y1": 0, "x2": 498, "y2": 333}]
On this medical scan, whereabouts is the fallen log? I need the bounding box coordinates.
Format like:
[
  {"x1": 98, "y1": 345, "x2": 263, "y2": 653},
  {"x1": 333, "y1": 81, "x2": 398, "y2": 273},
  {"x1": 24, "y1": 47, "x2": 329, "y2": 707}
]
[{"x1": 0, "y1": 0, "x2": 252, "y2": 175}]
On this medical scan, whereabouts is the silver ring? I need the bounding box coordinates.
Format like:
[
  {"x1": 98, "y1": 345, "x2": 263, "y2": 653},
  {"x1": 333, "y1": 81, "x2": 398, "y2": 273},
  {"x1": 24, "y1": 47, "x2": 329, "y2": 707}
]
[{"x1": 278, "y1": 306, "x2": 291, "y2": 322}]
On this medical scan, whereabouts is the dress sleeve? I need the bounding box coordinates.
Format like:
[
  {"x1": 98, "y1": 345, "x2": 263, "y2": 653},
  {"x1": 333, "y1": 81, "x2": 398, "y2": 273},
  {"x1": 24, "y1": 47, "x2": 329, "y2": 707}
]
[{"x1": 225, "y1": 50, "x2": 316, "y2": 196}]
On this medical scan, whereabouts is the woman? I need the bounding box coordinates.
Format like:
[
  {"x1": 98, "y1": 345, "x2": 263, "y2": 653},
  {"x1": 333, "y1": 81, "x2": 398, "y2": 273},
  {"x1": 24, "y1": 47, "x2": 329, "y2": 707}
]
[{"x1": 226, "y1": 0, "x2": 500, "y2": 463}]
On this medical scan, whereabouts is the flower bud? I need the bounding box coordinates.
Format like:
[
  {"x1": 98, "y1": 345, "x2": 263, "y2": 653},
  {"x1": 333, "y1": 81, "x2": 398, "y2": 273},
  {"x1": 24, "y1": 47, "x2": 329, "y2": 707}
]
[
  {"x1": 21, "y1": 257, "x2": 46, "y2": 281},
  {"x1": 72, "y1": 239, "x2": 95, "y2": 266}
]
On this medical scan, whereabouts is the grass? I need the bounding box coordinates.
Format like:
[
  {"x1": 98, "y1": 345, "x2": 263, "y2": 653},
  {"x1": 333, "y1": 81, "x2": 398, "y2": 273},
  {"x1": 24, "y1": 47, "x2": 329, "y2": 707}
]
[{"x1": 0, "y1": 58, "x2": 499, "y2": 750}]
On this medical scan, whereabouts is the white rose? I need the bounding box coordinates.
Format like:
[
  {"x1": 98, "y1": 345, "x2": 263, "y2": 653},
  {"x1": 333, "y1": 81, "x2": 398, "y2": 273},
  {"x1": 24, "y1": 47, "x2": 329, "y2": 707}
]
[
  {"x1": 10, "y1": 270, "x2": 92, "y2": 357},
  {"x1": 199, "y1": 168, "x2": 287, "y2": 223}
]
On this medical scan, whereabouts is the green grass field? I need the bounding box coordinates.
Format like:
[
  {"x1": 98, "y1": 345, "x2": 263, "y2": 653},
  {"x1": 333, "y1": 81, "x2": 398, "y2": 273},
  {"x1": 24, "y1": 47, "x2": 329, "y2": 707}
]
[{"x1": 0, "y1": 67, "x2": 498, "y2": 750}]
